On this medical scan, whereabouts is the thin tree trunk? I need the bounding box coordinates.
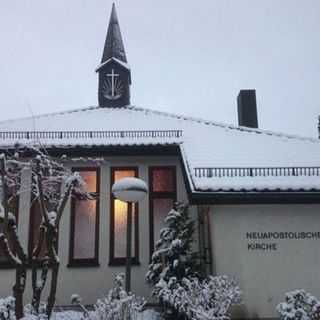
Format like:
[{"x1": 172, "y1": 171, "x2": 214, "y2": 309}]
[
  {"x1": 46, "y1": 226, "x2": 59, "y2": 319},
  {"x1": 46, "y1": 261, "x2": 59, "y2": 319},
  {"x1": 14, "y1": 265, "x2": 25, "y2": 319},
  {"x1": 31, "y1": 224, "x2": 49, "y2": 315},
  {"x1": 0, "y1": 158, "x2": 9, "y2": 239},
  {"x1": 10, "y1": 225, "x2": 27, "y2": 319},
  {"x1": 31, "y1": 257, "x2": 49, "y2": 314}
]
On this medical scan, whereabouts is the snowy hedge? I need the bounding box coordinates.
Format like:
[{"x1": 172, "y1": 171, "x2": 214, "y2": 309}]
[
  {"x1": 277, "y1": 289, "x2": 320, "y2": 320},
  {"x1": 146, "y1": 202, "x2": 242, "y2": 320},
  {"x1": 0, "y1": 297, "x2": 15, "y2": 320},
  {"x1": 157, "y1": 276, "x2": 241, "y2": 320},
  {"x1": 72, "y1": 274, "x2": 145, "y2": 320}
]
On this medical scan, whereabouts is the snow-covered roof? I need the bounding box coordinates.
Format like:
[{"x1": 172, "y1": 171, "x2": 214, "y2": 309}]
[{"x1": 0, "y1": 105, "x2": 319, "y2": 192}]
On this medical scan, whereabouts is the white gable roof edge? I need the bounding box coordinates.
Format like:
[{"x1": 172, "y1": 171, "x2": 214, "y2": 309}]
[
  {"x1": 128, "y1": 105, "x2": 320, "y2": 144},
  {"x1": 0, "y1": 106, "x2": 100, "y2": 125},
  {"x1": 178, "y1": 143, "x2": 195, "y2": 193},
  {"x1": 95, "y1": 57, "x2": 131, "y2": 72}
]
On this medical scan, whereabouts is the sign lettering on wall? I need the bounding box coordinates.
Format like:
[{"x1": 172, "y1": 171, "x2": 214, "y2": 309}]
[{"x1": 246, "y1": 231, "x2": 320, "y2": 251}]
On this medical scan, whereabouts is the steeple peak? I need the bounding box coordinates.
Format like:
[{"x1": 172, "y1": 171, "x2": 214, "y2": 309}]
[{"x1": 101, "y1": 3, "x2": 127, "y2": 63}]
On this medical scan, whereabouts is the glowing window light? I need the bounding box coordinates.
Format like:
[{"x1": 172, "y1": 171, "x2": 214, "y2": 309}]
[
  {"x1": 112, "y1": 169, "x2": 136, "y2": 259},
  {"x1": 73, "y1": 170, "x2": 98, "y2": 260}
]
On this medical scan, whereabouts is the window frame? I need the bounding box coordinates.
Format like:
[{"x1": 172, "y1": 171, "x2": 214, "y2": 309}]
[
  {"x1": 109, "y1": 167, "x2": 140, "y2": 266},
  {"x1": 149, "y1": 166, "x2": 177, "y2": 260},
  {"x1": 68, "y1": 167, "x2": 100, "y2": 268}
]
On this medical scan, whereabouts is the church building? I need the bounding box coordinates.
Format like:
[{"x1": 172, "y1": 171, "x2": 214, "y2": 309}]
[{"x1": 0, "y1": 4, "x2": 320, "y2": 319}]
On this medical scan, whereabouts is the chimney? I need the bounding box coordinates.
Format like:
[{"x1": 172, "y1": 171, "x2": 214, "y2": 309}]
[{"x1": 237, "y1": 89, "x2": 258, "y2": 128}]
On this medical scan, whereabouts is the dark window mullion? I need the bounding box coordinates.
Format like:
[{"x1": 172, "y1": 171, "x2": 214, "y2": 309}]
[{"x1": 149, "y1": 166, "x2": 177, "y2": 259}]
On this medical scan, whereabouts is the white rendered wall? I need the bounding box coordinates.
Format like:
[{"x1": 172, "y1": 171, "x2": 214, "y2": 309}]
[
  {"x1": 209, "y1": 204, "x2": 320, "y2": 319},
  {"x1": 0, "y1": 156, "x2": 194, "y2": 305}
]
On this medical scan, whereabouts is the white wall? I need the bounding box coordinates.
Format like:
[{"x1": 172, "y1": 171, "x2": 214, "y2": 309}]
[
  {"x1": 0, "y1": 156, "x2": 192, "y2": 306},
  {"x1": 209, "y1": 204, "x2": 320, "y2": 319}
]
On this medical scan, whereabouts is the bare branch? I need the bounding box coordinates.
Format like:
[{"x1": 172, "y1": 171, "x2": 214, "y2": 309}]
[
  {"x1": 9, "y1": 224, "x2": 27, "y2": 263},
  {"x1": 34, "y1": 163, "x2": 49, "y2": 225},
  {"x1": 0, "y1": 234, "x2": 21, "y2": 265},
  {"x1": 32, "y1": 224, "x2": 45, "y2": 259},
  {"x1": 55, "y1": 183, "x2": 73, "y2": 227}
]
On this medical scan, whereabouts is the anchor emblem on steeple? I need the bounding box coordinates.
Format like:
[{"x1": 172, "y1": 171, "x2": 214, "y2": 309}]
[{"x1": 103, "y1": 69, "x2": 124, "y2": 100}]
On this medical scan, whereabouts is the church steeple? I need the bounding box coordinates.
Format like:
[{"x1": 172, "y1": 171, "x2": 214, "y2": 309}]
[
  {"x1": 101, "y1": 3, "x2": 127, "y2": 64},
  {"x1": 96, "y1": 3, "x2": 131, "y2": 108}
]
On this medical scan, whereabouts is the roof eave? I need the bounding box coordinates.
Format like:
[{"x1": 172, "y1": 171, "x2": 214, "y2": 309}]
[{"x1": 190, "y1": 190, "x2": 320, "y2": 205}]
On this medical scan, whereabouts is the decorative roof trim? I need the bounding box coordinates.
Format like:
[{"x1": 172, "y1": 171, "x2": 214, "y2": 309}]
[
  {"x1": 194, "y1": 166, "x2": 320, "y2": 178},
  {"x1": 0, "y1": 130, "x2": 182, "y2": 140}
]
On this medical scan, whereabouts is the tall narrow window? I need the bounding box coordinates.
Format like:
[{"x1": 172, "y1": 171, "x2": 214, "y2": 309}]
[
  {"x1": 69, "y1": 168, "x2": 100, "y2": 267},
  {"x1": 0, "y1": 195, "x2": 19, "y2": 268},
  {"x1": 149, "y1": 167, "x2": 176, "y2": 258},
  {"x1": 110, "y1": 167, "x2": 139, "y2": 265}
]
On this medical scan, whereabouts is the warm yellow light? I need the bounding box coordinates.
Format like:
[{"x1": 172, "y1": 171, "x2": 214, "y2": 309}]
[{"x1": 114, "y1": 199, "x2": 127, "y2": 230}]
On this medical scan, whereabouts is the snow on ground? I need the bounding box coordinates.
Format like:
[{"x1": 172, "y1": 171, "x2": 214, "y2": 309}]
[{"x1": 50, "y1": 309, "x2": 161, "y2": 320}]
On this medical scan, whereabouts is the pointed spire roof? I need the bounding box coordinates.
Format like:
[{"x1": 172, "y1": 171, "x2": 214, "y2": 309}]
[{"x1": 101, "y1": 3, "x2": 127, "y2": 64}]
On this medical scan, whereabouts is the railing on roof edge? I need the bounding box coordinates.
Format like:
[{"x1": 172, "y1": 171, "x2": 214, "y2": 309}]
[
  {"x1": 0, "y1": 130, "x2": 183, "y2": 140},
  {"x1": 194, "y1": 167, "x2": 320, "y2": 178}
]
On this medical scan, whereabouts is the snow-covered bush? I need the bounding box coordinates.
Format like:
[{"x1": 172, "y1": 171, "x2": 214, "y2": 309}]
[
  {"x1": 146, "y1": 203, "x2": 242, "y2": 320},
  {"x1": 277, "y1": 289, "x2": 320, "y2": 320},
  {"x1": 74, "y1": 274, "x2": 145, "y2": 320},
  {"x1": 24, "y1": 302, "x2": 47, "y2": 320},
  {"x1": 157, "y1": 276, "x2": 241, "y2": 320},
  {"x1": 146, "y1": 202, "x2": 200, "y2": 294},
  {"x1": 0, "y1": 297, "x2": 15, "y2": 320}
]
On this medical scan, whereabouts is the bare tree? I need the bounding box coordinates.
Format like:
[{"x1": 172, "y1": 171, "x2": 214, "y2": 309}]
[{"x1": 0, "y1": 147, "x2": 89, "y2": 319}]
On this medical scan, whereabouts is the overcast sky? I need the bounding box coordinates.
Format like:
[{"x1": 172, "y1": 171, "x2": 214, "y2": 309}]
[{"x1": 1, "y1": 0, "x2": 320, "y2": 138}]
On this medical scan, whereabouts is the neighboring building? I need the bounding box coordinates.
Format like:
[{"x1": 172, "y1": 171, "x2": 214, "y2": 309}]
[{"x1": 0, "y1": 4, "x2": 320, "y2": 319}]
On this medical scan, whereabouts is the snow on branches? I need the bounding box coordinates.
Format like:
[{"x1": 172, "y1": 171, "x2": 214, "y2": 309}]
[
  {"x1": 146, "y1": 202, "x2": 242, "y2": 320},
  {"x1": 157, "y1": 276, "x2": 241, "y2": 320},
  {"x1": 277, "y1": 289, "x2": 320, "y2": 320},
  {"x1": 0, "y1": 297, "x2": 15, "y2": 320},
  {"x1": 93, "y1": 274, "x2": 145, "y2": 320},
  {"x1": 0, "y1": 146, "x2": 90, "y2": 319},
  {"x1": 73, "y1": 274, "x2": 145, "y2": 320},
  {"x1": 146, "y1": 202, "x2": 199, "y2": 293}
]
